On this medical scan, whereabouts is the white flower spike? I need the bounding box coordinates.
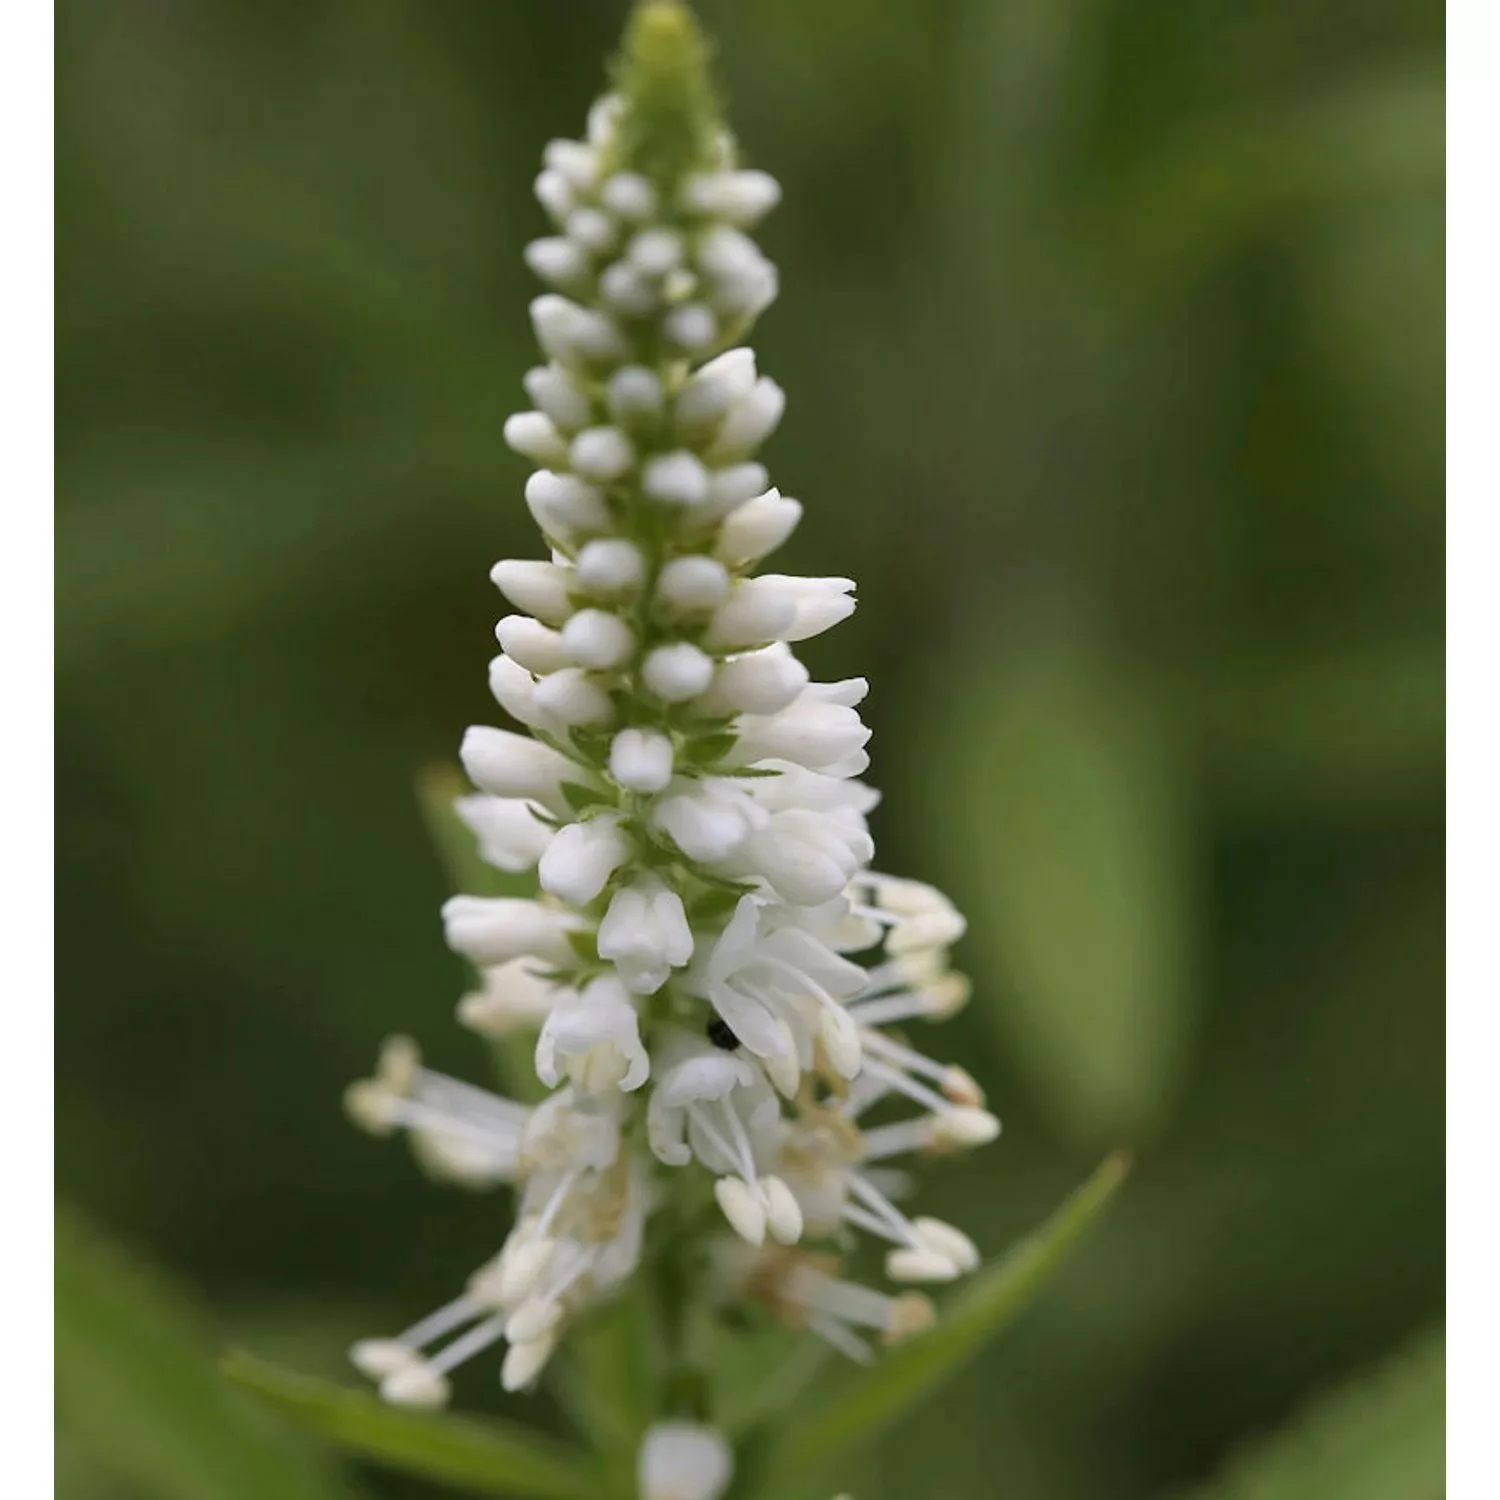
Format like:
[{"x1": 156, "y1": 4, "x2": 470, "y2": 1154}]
[{"x1": 347, "y1": 0, "x2": 996, "y2": 1428}]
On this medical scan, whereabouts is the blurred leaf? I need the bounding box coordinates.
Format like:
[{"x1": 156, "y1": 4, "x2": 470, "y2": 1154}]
[
  {"x1": 55, "y1": 1206, "x2": 353, "y2": 1500},
  {"x1": 1198, "y1": 640, "x2": 1444, "y2": 821},
  {"x1": 548, "y1": 1289, "x2": 658, "y2": 1461},
  {"x1": 1087, "y1": 72, "x2": 1444, "y2": 298},
  {"x1": 1176, "y1": 1325, "x2": 1444, "y2": 1500},
  {"x1": 224, "y1": 1351, "x2": 609, "y2": 1500},
  {"x1": 939, "y1": 634, "x2": 1195, "y2": 1143},
  {"x1": 759, "y1": 1153, "x2": 1131, "y2": 1489}
]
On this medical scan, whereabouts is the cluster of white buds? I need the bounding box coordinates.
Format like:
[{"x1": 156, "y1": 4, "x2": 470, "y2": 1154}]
[{"x1": 346, "y1": 0, "x2": 997, "y2": 1459}]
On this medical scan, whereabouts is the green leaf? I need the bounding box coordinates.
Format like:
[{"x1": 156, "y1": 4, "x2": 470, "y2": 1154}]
[
  {"x1": 1085, "y1": 72, "x2": 1444, "y2": 301},
  {"x1": 759, "y1": 1153, "x2": 1131, "y2": 1487},
  {"x1": 1176, "y1": 1325, "x2": 1444, "y2": 1500},
  {"x1": 223, "y1": 1351, "x2": 609, "y2": 1500},
  {"x1": 560, "y1": 781, "x2": 617, "y2": 817},
  {"x1": 549, "y1": 1290, "x2": 659, "y2": 1460},
  {"x1": 54, "y1": 1206, "x2": 355, "y2": 1500},
  {"x1": 935, "y1": 633, "x2": 1195, "y2": 1144}
]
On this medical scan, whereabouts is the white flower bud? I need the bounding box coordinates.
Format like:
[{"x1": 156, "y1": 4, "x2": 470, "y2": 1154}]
[
  {"x1": 627, "y1": 228, "x2": 685, "y2": 276},
  {"x1": 442, "y1": 895, "x2": 579, "y2": 967},
  {"x1": 530, "y1": 295, "x2": 626, "y2": 366},
  {"x1": 531, "y1": 667, "x2": 615, "y2": 726},
  {"x1": 586, "y1": 93, "x2": 623, "y2": 147},
  {"x1": 696, "y1": 225, "x2": 762, "y2": 282},
  {"x1": 454, "y1": 793, "x2": 552, "y2": 872},
  {"x1": 656, "y1": 555, "x2": 730, "y2": 614},
  {"x1": 457, "y1": 956, "x2": 557, "y2": 1037},
  {"x1": 523, "y1": 236, "x2": 589, "y2": 288},
  {"x1": 542, "y1": 138, "x2": 598, "y2": 190},
  {"x1": 643, "y1": 643, "x2": 715, "y2": 703},
  {"x1": 564, "y1": 206, "x2": 616, "y2": 256},
  {"x1": 702, "y1": 579, "x2": 798, "y2": 650},
  {"x1": 503, "y1": 410, "x2": 570, "y2": 467},
  {"x1": 713, "y1": 488, "x2": 802, "y2": 565},
  {"x1": 675, "y1": 348, "x2": 758, "y2": 432},
  {"x1": 495, "y1": 614, "x2": 570, "y2": 675},
  {"x1": 638, "y1": 1423, "x2": 734, "y2": 1500},
  {"x1": 698, "y1": 643, "x2": 810, "y2": 715},
  {"x1": 704, "y1": 462, "x2": 770, "y2": 515},
  {"x1": 524, "y1": 471, "x2": 609, "y2": 539},
  {"x1": 605, "y1": 365, "x2": 666, "y2": 422},
  {"x1": 460, "y1": 725, "x2": 576, "y2": 807},
  {"x1": 732, "y1": 693, "x2": 871, "y2": 771},
  {"x1": 708, "y1": 575, "x2": 855, "y2": 648},
  {"x1": 523, "y1": 365, "x2": 592, "y2": 432},
  {"x1": 488, "y1": 653, "x2": 550, "y2": 728},
  {"x1": 600, "y1": 171, "x2": 656, "y2": 220},
  {"x1": 663, "y1": 302, "x2": 717, "y2": 352},
  {"x1": 598, "y1": 878, "x2": 693, "y2": 993},
  {"x1": 533, "y1": 169, "x2": 574, "y2": 222},
  {"x1": 707, "y1": 377, "x2": 785, "y2": 460},
  {"x1": 538, "y1": 814, "x2": 632, "y2": 904},
  {"x1": 651, "y1": 777, "x2": 765, "y2": 861},
  {"x1": 575, "y1": 537, "x2": 646, "y2": 597},
  {"x1": 642, "y1": 451, "x2": 710, "y2": 506},
  {"x1": 561, "y1": 609, "x2": 634, "y2": 669},
  {"x1": 609, "y1": 728, "x2": 674, "y2": 792},
  {"x1": 490, "y1": 559, "x2": 574, "y2": 626},
  {"x1": 599, "y1": 260, "x2": 659, "y2": 317},
  {"x1": 681, "y1": 169, "x2": 782, "y2": 224},
  {"x1": 569, "y1": 426, "x2": 636, "y2": 482}
]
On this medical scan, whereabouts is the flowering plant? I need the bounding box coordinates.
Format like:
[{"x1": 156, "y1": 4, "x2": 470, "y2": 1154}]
[{"x1": 225, "y1": 6, "x2": 1126, "y2": 1497}]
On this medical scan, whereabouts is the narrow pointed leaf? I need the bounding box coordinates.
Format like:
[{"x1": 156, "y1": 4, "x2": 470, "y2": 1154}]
[
  {"x1": 761, "y1": 1153, "x2": 1131, "y2": 1484},
  {"x1": 223, "y1": 1351, "x2": 607, "y2": 1500},
  {"x1": 1175, "y1": 1325, "x2": 1444, "y2": 1500},
  {"x1": 55, "y1": 1207, "x2": 354, "y2": 1500}
]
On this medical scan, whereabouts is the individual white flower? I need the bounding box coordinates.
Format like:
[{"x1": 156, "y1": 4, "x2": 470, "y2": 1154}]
[
  {"x1": 651, "y1": 776, "x2": 767, "y2": 862},
  {"x1": 696, "y1": 642, "x2": 809, "y2": 715},
  {"x1": 537, "y1": 813, "x2": 633, "y2": 904},
  {"x1": 442, "y1": 896, "x2": 582, "y2": 968},
  {"x1": 689, "y1": 897, "x2": 867, "y2": 1092},
  {"x1": 637, "y1": 1422, "x2": 734, "y2": 1500},
  {"x1": 597, "y1": 877, "x2": 694, "y2": 993},
  {"x1": 457, "y1": 956, "x2": 559, "y2": 1038},
  {"x1": 730, "y1": 681, "x2": 872, "y2": 773},
  {"x1": 344, "y1": 1037, "x2": 529, "y2": 1190},
  {"x1": 460, "y1": 726, "x2": 580, "y2": 814},
  {"x1": 454, "y1": 793, "x2": 553, "y2": 873},
  {"x1": 535, "y1": 975, "x2": 649, "y2": 1094},
  {"x1": 713, "y1": 488, "x2": 803, "y2": 565},
  {"x1": 703, "y1": 576, "x2": 856, "y2": 650},
  {"x1": 495, "y1": 614, "x2": 571, "y2": 675},
  {"x1": 490, "y1": 559, "x2": 575, "y2": 626},
  {"x1": 609, "y1": 728, "x2": 675, "y2": 792}
]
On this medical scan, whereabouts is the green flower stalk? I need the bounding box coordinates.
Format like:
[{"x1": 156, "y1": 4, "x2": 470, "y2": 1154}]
[{"x1": 344, "y1": 5, "x2": 996, "y2": 1494}]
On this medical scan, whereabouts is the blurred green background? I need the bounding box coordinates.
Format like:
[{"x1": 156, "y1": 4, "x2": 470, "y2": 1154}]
[{"x1": 55, "y1": 1, "x2": 1444, "y2": 1496}]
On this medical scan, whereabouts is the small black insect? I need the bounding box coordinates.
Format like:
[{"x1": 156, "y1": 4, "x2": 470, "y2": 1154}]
[{"x1": 706, "y1": 1017, "x2": 740, "y2": 1051}]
